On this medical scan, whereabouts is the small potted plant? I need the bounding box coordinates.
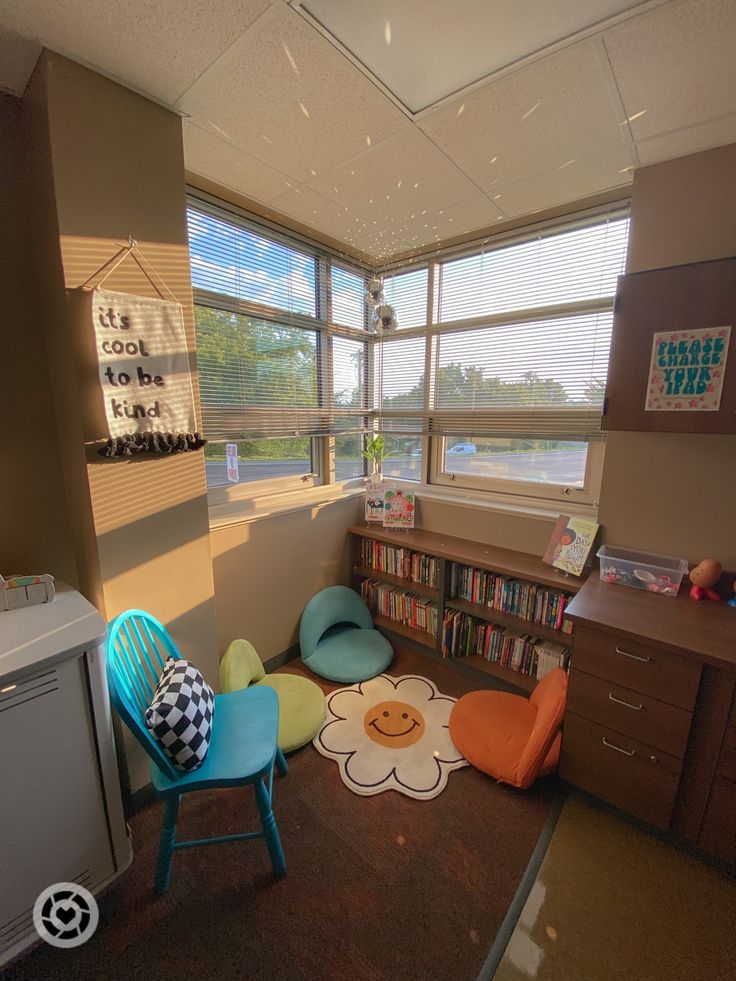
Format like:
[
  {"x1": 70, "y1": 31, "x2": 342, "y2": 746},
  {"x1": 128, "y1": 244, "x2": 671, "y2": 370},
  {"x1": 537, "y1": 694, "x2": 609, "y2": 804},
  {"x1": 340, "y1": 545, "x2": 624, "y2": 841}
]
[{"x1": 362, "y1": 433, "x2": 390, "y2": 480}]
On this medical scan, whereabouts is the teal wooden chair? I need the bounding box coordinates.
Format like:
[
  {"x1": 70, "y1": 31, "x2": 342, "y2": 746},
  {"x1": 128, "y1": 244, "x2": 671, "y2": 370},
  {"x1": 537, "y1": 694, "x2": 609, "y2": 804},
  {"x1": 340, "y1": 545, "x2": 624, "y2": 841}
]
[{"x1": 106, "y1": 609, "x2": 287, "y2": 893}]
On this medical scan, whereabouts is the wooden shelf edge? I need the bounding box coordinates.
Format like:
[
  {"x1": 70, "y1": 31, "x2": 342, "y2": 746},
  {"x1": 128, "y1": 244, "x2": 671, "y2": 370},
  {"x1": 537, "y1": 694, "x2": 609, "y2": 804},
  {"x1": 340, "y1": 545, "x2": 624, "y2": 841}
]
[
  {"x1": 445, "y1": 597, "x2": 573, "y2": 646},
  {"x1": 349, "y1": 524, "x2": 585, "y2": 593},
  {"x1": 354, "y1": 566, "x2": 439, "y2": 599},
  {"x1": 373, "y1": 614, "x2": 437, "y2": 649},
  {"x1": 446, "y1": 654, "x2": 538, "y2": 692}
]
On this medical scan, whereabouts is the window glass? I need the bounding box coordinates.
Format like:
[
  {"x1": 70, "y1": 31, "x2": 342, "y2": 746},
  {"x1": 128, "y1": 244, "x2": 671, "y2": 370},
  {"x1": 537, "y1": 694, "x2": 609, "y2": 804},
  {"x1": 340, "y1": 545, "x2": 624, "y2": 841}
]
[
  {"x1": 204, "y1": 437, "x2": 313, "y2": 488},
  {"x1": 335, "y1": 433, "x2": 366, "y2": 481},
  {"x1": 442, "y1": 437, "x2": 588, "y2": 488}
]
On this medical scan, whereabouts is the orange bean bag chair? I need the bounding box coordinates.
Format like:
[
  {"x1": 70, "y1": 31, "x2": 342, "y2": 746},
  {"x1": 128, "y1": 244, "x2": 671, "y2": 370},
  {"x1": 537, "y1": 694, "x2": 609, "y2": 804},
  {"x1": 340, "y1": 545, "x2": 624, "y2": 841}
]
[{"x1": 449, "y1": 668, "x2": 568, "y2": 789}]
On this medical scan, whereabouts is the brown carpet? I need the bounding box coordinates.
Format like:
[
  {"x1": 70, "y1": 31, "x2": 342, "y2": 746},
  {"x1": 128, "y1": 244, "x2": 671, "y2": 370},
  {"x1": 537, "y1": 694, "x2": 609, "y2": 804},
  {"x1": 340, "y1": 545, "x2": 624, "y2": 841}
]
[{"x1": 5, "y1": 648, "x2": 557, "y2": 981}]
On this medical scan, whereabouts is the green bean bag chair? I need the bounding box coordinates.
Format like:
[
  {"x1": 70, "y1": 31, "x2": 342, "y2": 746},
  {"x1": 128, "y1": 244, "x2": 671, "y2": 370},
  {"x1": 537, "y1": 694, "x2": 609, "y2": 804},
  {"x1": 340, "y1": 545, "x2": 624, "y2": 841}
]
[
  {"x1": 299, "y1": 585, "x2": 393, "y2": 683},
  {"x1": 220, "y1": 640, "x2": 326, "y2": 754}
]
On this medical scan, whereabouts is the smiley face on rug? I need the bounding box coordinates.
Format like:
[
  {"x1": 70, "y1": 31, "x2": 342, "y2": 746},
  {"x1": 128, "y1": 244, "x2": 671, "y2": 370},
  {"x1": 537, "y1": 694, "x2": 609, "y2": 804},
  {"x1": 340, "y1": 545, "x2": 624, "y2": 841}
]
[
  {"x1": 313, "y1": 674, "x2": 467, "y2": 799},
  {"x1": 364, "y1": 700, "x2": 425, "y2": 748}
]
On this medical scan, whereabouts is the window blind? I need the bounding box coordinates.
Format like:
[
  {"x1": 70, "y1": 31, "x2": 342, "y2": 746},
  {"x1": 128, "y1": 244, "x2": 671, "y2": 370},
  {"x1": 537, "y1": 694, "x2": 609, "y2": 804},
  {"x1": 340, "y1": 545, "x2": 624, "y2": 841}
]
[
  {"x1": 375, "y1": 210, "x2": 629, "y2": 439},
  {"x1": 188, "y1": 201, "x2": 369, "y2": 440}
]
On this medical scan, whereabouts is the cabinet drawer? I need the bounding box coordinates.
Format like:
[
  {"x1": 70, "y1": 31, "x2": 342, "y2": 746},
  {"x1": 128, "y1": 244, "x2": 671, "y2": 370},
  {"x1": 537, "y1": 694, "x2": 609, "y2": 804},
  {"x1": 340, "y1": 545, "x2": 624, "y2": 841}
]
[
  {"x1": 573, "y1": 625, "x2": 701, "y2": 711},
  {"x1": 567, "y1": 668, "x2": 692, "y2": 759},
  {"x1": 560, "y1": 712, "x2": 682, "y2": 831}
]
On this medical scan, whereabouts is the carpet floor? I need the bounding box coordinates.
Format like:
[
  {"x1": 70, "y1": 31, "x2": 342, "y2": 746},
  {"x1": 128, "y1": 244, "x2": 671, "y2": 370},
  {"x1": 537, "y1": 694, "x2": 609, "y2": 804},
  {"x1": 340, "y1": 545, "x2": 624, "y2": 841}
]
[{"x1": 6, "y1": 648, "x2": 557, "y2": 981}]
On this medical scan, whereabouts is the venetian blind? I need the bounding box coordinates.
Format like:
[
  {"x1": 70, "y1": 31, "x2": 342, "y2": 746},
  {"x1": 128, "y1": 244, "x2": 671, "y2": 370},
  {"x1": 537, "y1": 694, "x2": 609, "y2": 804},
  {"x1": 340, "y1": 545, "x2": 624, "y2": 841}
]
[
  {"x1": 376, "y1": 209, "x2": 629, "y2": 438},
  {"x1": 188, "y1": 202, "x2": 367, "y2": 439}
]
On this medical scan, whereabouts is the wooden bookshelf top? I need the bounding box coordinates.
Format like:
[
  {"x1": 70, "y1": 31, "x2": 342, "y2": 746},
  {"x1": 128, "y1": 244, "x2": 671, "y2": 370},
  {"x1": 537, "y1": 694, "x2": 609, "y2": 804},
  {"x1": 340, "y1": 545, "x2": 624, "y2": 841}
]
[{"x1": 349, "y1": 524, "x2": 584, "y2": 594}]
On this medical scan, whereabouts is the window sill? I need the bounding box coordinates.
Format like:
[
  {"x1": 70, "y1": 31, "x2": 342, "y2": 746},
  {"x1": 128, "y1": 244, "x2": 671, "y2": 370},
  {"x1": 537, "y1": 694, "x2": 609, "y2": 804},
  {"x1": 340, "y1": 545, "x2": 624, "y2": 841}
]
[
  {"x1": 208, "y1": 481, "x2": 365, "y2": 530},
  {"x1": 207, "y1": 475, "x2": 597, "y2": 533}
]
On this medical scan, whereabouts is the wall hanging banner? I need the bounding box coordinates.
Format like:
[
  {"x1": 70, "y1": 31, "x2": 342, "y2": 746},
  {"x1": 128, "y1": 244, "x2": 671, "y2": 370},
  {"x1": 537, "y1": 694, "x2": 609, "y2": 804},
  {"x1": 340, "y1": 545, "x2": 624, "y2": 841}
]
[
  {"x1": 645, "y1": 325, "x2": 731, "y2": 411},
  {"x1": 88, "y1": 286, "x2": 198, "y2": 439}
]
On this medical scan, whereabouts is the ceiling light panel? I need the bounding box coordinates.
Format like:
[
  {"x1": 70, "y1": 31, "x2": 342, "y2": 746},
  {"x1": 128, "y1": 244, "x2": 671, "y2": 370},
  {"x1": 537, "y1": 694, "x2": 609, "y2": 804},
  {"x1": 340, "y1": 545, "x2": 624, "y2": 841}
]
[
  {"x1": 301, "y1": 0, "x2": 644, "y2": 113},
  {"x1": 0, "y1": 0, "x2": 271, "y2": 104},
  {"x1": 418, "y1": 40, "x2": 627, "y2": 195},
  {"x1": 307, "y1": 127, "x2": 481, "y2": 223},
  {"x1": 603, "y1": 0, "x2": 736, "y2": 141},
  {"x1": 178, "y1": 4, "x2": 407, "y2": 184}
]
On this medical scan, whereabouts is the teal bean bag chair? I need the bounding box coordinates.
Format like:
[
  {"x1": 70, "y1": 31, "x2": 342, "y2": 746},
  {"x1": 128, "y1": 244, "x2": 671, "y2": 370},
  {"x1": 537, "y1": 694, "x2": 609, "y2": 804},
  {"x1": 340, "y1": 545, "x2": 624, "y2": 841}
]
[
  {"x1": 299, "y1": 585, "x2": 393, "y2": 683},
  {"x1": 220, "y1": 639, "x2": 326, "y2": 754}
]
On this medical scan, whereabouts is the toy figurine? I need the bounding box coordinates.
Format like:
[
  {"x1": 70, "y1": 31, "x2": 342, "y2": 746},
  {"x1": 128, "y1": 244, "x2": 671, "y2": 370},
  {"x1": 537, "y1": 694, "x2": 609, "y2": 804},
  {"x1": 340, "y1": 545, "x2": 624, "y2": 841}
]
[
  {"x1": 688, "y1": 559, "x2": 722, "y2": 601},
  {"x1": 728, "y1": 579, "x2": 736, "y2": 608}
]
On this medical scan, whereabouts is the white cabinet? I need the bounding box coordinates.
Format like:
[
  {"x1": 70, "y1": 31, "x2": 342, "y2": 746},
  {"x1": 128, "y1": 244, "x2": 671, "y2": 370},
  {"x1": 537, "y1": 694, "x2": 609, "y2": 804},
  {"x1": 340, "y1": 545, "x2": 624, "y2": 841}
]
[{"x1": 0, "y1": 584, "x2": 131, "y2": 966}]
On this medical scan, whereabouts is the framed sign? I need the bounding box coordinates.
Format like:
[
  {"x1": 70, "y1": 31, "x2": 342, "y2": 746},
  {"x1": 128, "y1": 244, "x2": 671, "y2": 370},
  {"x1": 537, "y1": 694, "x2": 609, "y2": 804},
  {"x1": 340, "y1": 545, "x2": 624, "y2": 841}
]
[{"x1": 645, "y1": 326, "x2": 731, "y2": 412}]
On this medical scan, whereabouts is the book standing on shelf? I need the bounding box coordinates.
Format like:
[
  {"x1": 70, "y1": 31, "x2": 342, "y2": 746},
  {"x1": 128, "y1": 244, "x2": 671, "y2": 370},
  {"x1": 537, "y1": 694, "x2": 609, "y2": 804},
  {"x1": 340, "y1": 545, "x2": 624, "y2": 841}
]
[
  {"x1": 450, "y1": 563, "x2": 574, "y2": 634},
  {"x1": 361, "y1": 579, "x2": 438, "y2": 637},
  {"x1": 360, "y1": 539, "x2": 438, "y2": 589}
]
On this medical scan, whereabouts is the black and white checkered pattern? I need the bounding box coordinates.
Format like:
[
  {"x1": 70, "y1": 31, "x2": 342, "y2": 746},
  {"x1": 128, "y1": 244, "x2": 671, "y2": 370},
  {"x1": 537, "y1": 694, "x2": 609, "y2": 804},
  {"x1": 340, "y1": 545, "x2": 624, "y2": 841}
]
[{"x1": 145, "y1": 658, "x2": 215, "y2": 772}]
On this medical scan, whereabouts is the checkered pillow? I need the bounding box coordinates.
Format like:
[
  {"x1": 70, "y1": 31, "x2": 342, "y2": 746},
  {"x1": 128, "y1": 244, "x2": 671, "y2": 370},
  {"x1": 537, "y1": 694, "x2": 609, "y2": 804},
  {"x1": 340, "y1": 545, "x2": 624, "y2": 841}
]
[{"x1": 145, "y1": 658, "x2": 215, "y2": 772}]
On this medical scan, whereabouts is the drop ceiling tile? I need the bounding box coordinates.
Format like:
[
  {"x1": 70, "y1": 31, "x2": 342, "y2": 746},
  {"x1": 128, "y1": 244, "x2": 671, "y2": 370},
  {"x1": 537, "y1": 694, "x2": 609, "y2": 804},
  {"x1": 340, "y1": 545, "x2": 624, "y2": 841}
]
[
  {"x1": 269, "y1": 185, "x2": 373, "y2": 251},
  {"x1": 391, "y1": 195, "x2": 505, "y2": 251},
  {"x1": 636, "y1": 113, "x2": 736, "y2": 166},
  {"x1": 495, "y1": 145, "x2": 635, "y2": 218},
  {"x1": 183, "y1": 120, "x2": 294, "y2": 204},
  {"x1": 0, "y1": 0, "x2": 271, "y2": 104},
  {"x1": 352, "y1": 226, "x2": 404, "y2": 263},
  {"x1": 418, "y1": 39, "x2": 627, "y2": 194},
  {"x1": 302, "y1": 0, "x2": 643, "y2": 113},
  {"x1": 178, "y1": 4, "x2": 407, "y2": 184},
  {"x1": 604, "y1": 0, "x2": 736, "y2": 141},
  {"x1": 0, "y1": 27, "x2": 40, "y2": 95},
  {"x1": 307, "y1": 126, "x2": 481, "y2": 223}
]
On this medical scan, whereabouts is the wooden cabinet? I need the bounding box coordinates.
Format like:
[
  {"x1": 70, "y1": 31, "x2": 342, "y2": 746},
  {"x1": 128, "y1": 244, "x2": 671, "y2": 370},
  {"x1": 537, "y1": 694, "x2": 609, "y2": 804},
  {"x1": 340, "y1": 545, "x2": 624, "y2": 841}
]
[
  {"x1": 562, "y1": 572, "x2": 736, "y2": 861},
  {"x1": 603, "y1": 256, "x2": 736, "y2": 433}
]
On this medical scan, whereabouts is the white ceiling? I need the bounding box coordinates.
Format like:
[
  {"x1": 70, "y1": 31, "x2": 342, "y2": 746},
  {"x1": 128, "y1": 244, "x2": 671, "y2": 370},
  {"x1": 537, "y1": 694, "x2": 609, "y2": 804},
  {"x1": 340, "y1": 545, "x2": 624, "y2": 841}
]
[{"x1": 1, "y1": 0, "x2": 735, "y2": 264}]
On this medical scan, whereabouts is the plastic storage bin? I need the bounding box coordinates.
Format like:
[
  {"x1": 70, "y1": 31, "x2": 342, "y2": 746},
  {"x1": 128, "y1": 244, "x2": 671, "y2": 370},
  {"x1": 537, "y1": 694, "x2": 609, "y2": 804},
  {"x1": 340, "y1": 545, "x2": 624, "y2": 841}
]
[{"x1": 597, "y1": 545, "x2": 688, "y2": 596}]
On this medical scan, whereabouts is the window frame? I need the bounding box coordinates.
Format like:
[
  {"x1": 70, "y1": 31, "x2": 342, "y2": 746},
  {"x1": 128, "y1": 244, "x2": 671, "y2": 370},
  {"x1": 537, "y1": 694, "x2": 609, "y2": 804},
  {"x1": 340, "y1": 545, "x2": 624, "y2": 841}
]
[{"x1": 187, "y1": 192, "x2": 372, "y2": 504}]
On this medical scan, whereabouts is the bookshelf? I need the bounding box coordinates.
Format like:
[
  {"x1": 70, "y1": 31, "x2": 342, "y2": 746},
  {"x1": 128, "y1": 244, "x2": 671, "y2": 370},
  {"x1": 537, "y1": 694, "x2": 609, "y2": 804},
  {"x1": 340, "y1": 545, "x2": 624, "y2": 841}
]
[{"x1": 349, "y1": 524, "x2": 582, "y2": 692}]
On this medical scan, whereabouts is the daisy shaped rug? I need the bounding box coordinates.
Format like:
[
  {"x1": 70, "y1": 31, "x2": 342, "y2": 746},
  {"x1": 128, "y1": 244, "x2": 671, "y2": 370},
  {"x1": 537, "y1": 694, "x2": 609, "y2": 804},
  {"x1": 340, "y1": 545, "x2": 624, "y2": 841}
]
[{"x1": 313, "y1": 674, "x2": 468, "y2": 799}]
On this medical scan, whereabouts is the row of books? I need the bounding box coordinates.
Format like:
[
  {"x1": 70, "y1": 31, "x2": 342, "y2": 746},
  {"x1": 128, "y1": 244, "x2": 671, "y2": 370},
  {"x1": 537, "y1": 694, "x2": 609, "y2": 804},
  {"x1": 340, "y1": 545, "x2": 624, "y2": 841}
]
[
  {"x1": 441, "y1": 609, "x2": 570, "y2": 680},
  {"x1": 359, "y1": 539, "x2": 439, "y2": 588},
  {"x1": 361, "y1": 579, "x2": 439, "y2": 637},
  {"x1": 450, "y1": 563, "x2": 573, "y2": 635}
]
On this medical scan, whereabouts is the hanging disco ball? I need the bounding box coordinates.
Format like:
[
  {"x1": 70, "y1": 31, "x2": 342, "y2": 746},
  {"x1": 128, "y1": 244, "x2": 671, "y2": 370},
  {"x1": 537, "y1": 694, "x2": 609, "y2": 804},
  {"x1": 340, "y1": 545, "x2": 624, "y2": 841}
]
[
  {"x1": 373, "y1": 303, "x2": 398, "y2": 332},
  {"x1": 365, "y1": 276, "x2": 384, "y2": 308}
]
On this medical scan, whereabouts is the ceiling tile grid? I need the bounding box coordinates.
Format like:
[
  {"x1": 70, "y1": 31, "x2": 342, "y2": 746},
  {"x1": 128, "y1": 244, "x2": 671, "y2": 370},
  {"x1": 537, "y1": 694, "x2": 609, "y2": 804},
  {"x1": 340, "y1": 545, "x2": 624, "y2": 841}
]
[
  {"x1": 0, "y1": 0, "x2": 272, "y2": 104},
  {"x1": 177, "y1": 3, "x2": 409, "y2": 184},
  {"x1": 602, "y1": 0, "x2": 736, "y2": 142}
]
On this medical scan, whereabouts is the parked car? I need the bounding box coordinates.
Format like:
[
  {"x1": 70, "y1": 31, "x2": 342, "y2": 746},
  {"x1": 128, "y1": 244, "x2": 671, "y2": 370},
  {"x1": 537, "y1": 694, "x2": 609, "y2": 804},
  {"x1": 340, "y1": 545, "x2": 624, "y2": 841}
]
[{"x1": 447, "y1": 442, "x2": 477, "y2": 455}]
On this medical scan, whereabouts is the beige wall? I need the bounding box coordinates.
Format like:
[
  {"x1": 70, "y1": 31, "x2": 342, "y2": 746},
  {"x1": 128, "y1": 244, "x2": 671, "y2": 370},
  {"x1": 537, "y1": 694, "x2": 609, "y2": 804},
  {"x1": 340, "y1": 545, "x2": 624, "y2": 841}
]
[
  {"x1": 598, "y1": 143, "x2": 736, "y2": 567},
  {"x1": 210, "y1": 496, "x2": 363, "y2": 660},
  {"x1": 22, "y1": 53, "x2": 219, "y2": 792},
  {"x1": 0, "y1": 93, "x2": 77, "y2": 583}
]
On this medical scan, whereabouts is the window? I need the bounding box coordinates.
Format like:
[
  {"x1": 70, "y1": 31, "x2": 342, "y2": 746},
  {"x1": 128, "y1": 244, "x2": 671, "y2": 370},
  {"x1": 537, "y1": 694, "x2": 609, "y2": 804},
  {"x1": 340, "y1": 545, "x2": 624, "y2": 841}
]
[
  {"x1": 187, "y1": 199, "x2": 370, "y2": 499},
  {"x1": 188, "y1": 196, "x2": 628, "y2": 514},
  {"x1": 375, "y1": 208, "x2": 629, "y2": 508}
]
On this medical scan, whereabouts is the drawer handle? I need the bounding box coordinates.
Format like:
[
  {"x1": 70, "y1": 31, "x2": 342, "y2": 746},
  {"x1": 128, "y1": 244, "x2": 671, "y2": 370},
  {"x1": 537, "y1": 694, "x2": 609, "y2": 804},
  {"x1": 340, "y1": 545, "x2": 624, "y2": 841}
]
[
  {"x1": 615, "y1": 645, "x2": 651, "y2": 663},
  {"x1": 602, "y1": 736, "x2": 636, "y2": 757},
  {"x1": 608, "y1": 692, "x2": 643, "y2": 711}
]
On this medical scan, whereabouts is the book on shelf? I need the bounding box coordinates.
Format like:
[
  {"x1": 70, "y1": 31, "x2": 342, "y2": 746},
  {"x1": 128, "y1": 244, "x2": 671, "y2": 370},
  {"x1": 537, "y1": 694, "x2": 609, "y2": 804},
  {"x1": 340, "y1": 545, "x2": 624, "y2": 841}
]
[
  {"x1": 450, "y1": 563, "x2": 573, "y2": 635},
  {"x1": 359, "y1": 539, "x2": 438, "y2": 588},
  {"x1": 441, "y1": 609, "x2": 570, "y2": 681},
  {"x1": 361, "y1": 578, "x2": 438, "y2": 637}
]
